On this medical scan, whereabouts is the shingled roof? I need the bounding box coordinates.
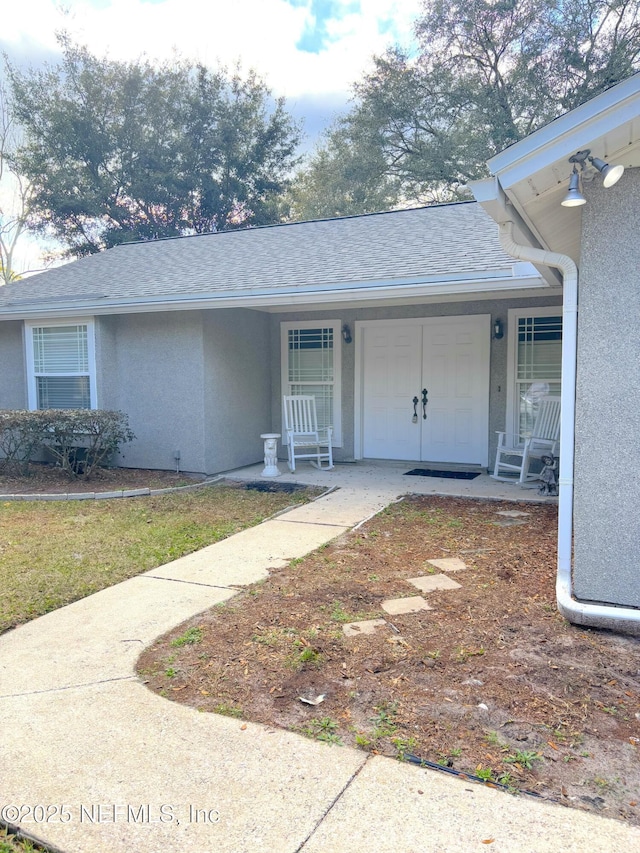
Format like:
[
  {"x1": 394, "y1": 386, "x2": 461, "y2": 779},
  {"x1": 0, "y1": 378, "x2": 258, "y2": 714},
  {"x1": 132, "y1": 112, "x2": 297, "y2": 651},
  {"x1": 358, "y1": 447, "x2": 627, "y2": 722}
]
[{"x1": 0, "y1": 202, "x2": 540, "y2": 317}]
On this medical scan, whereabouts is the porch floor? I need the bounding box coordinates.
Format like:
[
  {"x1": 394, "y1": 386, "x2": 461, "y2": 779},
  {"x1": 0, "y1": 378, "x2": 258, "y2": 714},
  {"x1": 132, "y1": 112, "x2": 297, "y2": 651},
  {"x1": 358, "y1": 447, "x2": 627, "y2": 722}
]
[{"x1": 223, "y1": 459, "x2": 555, "y2": 504}]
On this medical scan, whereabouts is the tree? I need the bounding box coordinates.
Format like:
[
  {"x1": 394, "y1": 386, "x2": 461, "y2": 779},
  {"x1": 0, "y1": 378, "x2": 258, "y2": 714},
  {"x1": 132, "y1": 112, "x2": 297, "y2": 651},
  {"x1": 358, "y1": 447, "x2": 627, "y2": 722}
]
[
  {"x1": 285, "y1": 123, "x2": 400, "y2": 221},
  {"x1": 291, "y1": 0, "x2": 640, "y2": 217},
  {"x1": 8, "y1": 37, "x2": 301, "y2": 257},
  {"x1": 0, "y1": 79, "x2": 33, "y2": 283}
]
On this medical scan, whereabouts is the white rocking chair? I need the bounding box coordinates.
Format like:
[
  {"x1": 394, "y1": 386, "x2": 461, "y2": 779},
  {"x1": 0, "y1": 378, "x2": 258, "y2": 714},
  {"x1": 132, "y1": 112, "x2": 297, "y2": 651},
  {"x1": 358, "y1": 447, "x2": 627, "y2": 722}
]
[
  {"x1": 283, "y1": 395, "x2": 334, "y2": 473},
  {"x1": 492, "y1": 396, "x2": 561, "y2": 484}
]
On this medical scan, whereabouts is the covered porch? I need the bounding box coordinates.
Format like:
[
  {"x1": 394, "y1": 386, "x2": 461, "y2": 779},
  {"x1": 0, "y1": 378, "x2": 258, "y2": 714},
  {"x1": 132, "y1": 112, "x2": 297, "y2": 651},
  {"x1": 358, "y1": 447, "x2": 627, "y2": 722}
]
[{"x1": 223, "y1": 458, "x2": 558, "y2": 504}]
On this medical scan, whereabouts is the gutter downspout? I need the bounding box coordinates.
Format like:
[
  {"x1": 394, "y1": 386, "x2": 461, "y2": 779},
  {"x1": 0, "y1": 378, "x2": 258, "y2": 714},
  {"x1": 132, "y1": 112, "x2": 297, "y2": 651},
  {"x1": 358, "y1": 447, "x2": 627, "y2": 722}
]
[{"x1": 499, "y1": 222, "x2": 640, "y2": 634}]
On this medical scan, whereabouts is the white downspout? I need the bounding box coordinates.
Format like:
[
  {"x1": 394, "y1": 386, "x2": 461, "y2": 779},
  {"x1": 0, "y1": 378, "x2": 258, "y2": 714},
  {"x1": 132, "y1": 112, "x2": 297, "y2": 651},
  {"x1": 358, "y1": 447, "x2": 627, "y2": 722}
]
[{"x1": 499, "y1": 222, "x2": 640, "y2": 633}]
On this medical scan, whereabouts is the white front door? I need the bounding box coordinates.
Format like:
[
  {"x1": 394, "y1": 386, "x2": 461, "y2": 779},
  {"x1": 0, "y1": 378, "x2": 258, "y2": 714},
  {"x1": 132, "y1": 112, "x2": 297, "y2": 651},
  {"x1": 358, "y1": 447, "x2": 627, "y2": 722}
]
[{"x1": 361, "y1": 316, "x2": 490, "y2": 465}]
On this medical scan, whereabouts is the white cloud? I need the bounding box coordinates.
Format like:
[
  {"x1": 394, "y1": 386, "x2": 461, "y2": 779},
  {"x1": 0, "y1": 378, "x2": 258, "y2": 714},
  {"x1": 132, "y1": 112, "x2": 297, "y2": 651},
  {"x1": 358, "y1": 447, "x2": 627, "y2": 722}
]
[
  {"x1": 1, "y1": 0, "x2": 422, "y2": 272},
  {"x1": 2, "y1": 0, "x2": 421, "y2": 100}
]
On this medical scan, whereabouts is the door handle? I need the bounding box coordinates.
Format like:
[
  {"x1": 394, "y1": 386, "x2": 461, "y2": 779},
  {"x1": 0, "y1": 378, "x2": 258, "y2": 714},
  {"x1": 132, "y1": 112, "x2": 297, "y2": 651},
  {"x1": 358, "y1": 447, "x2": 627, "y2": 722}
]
[
  {"x1": 412, "y1": 396, "x2": 419, "y2": 423},
  {"x1": 422, "y1": 388, "x2": 428, "y2": 419}
]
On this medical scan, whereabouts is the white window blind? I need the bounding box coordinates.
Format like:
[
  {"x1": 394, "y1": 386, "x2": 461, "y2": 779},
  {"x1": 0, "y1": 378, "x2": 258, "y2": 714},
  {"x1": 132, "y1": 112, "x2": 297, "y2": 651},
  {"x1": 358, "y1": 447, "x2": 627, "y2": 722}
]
[
  {"x1": 33, "y1": 325, "x2": 89, "y2": 374},
  {"x1": 28, "y1": 323, "x2": 94, "y2": 410},
  {"x1": 516, "y1": 315, "x2": 562, "y2": 435}
]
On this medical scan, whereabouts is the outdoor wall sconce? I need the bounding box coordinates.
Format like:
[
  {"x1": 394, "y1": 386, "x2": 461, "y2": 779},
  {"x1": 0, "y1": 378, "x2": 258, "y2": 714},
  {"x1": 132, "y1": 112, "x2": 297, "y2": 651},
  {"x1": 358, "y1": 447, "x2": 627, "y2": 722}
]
[
  {"x1": 342, "y1": 323, "x2": 352, "y2": 344},
  {"x1": 493, "y1": 318, "x2": 504, "y2": 340},
  {"x1": 561, "y1": 149, "x2": 624, "y2": 207}
]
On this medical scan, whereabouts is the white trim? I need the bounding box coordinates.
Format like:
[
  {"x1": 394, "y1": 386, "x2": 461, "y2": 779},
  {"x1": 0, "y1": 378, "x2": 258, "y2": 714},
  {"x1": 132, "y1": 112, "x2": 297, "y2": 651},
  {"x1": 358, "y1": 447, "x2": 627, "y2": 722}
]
[
  {"x1": 24, "y1": 317, "x2": 97, "y2": 410},
  {"x1": 487, "y1": 74, "x2": 640, "y2": 187},
  {"x1": 506, "y1": 306, "x2": 562, "y2": 439},
  {"x1": 0, "y1": 271, "x2": 549, "y2": 322},
  {"x1": 280, "y1": 319, "x2": 343, "y2": 446},
  {"x1": 353, "y1": 320, "x2": 363, "y2": 459}
]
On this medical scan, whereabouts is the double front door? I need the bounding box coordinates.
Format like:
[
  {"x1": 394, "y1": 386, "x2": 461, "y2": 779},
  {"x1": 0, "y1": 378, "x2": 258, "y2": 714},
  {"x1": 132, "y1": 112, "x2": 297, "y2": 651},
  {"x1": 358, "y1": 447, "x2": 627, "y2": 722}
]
[{"x1": 361, "y1": 316, "x2": 490, "y2": 465}]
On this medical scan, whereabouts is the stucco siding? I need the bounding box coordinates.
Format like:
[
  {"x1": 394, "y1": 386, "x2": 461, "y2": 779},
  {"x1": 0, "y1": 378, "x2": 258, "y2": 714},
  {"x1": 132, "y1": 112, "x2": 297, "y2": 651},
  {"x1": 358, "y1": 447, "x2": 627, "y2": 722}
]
[
  {"x1": 0, "y1": 321, "x2": 27, "y2": 409},
  {"x1": 270, "y1": 295, "x2": 562, "y2": 466},
  {"x1": 98, "y1": 312, "x2": 207, "y2": 473},
  {"x1": 203, "y1": 309, "x2": 271, "y2": 474},
  {"x1": 573, "y1": 168, "x2": 640, "y2": 608}
]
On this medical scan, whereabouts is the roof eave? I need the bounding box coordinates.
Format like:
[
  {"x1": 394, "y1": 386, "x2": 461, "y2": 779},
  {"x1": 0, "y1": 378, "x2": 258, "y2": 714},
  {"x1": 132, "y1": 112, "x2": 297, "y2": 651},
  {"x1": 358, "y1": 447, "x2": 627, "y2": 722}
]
[
  {"x1": 486, "y1": 73, "x2": 640, "y2": 190},
  {"x1": 0, "y1": 270, "x2": 549, "y2": 320}
]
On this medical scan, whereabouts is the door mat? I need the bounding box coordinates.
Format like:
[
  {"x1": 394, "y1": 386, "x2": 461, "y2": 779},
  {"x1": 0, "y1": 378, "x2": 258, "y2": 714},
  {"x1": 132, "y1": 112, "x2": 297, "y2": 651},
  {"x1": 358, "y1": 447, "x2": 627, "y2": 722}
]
[{"x1": 404, "y1": 468, "x2": 481, "y2": 480}]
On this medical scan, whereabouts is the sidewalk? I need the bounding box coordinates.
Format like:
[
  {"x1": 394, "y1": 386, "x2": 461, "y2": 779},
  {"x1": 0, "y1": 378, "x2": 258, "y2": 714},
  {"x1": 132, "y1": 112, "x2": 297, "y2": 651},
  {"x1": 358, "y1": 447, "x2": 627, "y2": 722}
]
[{"x1": 1, "y1": 469, "x2": 637, "y2": 852}]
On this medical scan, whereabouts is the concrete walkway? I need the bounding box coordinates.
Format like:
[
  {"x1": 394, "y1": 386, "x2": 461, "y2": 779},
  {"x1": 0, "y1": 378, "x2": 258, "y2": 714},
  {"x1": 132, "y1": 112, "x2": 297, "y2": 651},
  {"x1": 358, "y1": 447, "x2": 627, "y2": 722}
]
[{"x1": 1, "y1": 464, "x2": 638, "y2": 852}]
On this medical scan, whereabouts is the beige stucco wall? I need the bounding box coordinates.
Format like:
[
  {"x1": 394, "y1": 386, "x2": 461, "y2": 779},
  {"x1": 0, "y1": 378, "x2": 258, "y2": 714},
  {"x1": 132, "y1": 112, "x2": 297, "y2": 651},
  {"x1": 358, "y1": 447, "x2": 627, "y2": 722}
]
[
  {"x1": 94, "y1": 308, "x2": 271, "y2": 475},
  {"x1": 0, "y1": 292, "x2": 563, "y2": 475},
  {"x1": 573, "y1": 167, "x2": 640, "y2": 608},
  {"x1": 0, "y1": 321, "x2": 27, "y2": 409},
  {"x1": 97, "y1": 312, "x2": 207, "y2": 472},
  {"x1": 203, "y1": 308, "x2": 271, "y2": 474},
  {"x1": 269, "y1": 294, "x2": 562, "y2": 466}
]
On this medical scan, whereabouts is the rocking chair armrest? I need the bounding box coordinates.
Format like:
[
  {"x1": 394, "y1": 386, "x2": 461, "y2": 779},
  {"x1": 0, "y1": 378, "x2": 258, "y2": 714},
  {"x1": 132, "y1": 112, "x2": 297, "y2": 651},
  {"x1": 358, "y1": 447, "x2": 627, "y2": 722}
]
[{"x1": 495, "y1": 430, "x2": 526, "y2": 446}]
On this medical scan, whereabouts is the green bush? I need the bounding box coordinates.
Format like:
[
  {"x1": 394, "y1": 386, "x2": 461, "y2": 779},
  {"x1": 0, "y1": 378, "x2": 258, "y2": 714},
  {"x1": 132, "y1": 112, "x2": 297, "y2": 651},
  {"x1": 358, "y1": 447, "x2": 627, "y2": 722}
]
[
  {"x1": 0, "y1": 409, "x2": 135, "y2": 480},
  {"x1": 0, "y1": 410, "x2": 51, "y2": 475}
]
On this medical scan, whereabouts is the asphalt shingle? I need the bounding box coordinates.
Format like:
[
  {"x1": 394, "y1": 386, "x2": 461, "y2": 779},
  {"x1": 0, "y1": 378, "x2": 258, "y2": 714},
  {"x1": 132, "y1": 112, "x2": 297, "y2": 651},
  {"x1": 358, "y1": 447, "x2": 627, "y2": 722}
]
[{"x1": 0, "y1": 203, "x2": 520, "y2": 311}]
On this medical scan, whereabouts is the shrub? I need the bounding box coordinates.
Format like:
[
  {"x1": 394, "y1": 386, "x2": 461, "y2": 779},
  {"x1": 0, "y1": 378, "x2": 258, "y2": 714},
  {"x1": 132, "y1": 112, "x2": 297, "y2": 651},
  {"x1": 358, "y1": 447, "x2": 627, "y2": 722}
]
[
  {"x1": 0, "y1": 410, "x2": 51, "y2": 475},
  {"x1": 41, "y1": 410, "x2": 136, "y2": 479},
  {"x1": 0, "y1": 409, "x2": 136, "y2": 480}
]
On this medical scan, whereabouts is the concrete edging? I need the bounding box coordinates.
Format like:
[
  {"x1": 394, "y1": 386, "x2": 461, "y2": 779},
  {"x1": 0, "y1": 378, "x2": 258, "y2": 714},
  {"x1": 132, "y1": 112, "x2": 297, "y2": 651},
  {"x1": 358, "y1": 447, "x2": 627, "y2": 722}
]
[{"x1": 0, "y1": 475, "x2": 225, "y2": 502}]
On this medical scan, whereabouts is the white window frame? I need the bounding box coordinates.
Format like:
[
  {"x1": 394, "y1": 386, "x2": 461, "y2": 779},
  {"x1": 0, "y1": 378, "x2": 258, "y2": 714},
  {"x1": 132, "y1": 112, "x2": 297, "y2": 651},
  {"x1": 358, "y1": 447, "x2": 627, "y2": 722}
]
[
  {"x1": 25, "y1": 318, "x2": 98, "y2": 410},
  {"x1": 280, "y1": 319, "x2": 342, "y2": 446},
  {"x1": 506, "y1": 306, "x2": 562, "y2": 441}
]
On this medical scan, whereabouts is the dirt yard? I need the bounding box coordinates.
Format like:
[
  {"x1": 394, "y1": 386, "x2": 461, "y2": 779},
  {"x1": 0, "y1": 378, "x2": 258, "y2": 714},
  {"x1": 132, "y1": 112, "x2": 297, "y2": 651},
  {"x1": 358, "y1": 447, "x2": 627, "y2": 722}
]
[
  {"x1": 138, "y1": 494, "x2": 640, "y2": 826},
  {"x1": 0, "y1": 462, "x2": 205, "y2": 494}
]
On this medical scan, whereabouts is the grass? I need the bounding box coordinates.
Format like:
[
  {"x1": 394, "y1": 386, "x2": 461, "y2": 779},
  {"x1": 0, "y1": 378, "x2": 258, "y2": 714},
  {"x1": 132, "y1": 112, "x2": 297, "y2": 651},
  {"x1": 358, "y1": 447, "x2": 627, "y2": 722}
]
[
  {"x1": 0, "y1": 825, "x2": 49, "y2": 853},
  {"x1": 504, "y1": 749, "x2": 543, "y2": 769},
  {"x1": 0, "y1": 483, "x2": 318, "y2": 634},
  {"x1": 299, "y1": 717, "x2": 343, "y2": 745},
  {"x1": 324, "y1": 599, "x2": 380, "y2": 624},
  {"x1": 171, "y1": 626, "x2": 204, "y2": 647}
]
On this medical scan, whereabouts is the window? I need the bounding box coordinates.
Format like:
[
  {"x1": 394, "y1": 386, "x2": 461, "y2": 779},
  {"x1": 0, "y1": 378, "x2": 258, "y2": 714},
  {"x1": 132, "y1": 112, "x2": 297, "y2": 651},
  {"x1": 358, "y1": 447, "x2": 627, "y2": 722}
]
[
  {"x1": 26, "y1": 320, "x2": 97, "y2": 410},
  {"x1": 507, "y1": 308, "x2": 562, "y2": 438},
  {"x1": 281, "y1": 320, "x2": 342, "y2": 444}
]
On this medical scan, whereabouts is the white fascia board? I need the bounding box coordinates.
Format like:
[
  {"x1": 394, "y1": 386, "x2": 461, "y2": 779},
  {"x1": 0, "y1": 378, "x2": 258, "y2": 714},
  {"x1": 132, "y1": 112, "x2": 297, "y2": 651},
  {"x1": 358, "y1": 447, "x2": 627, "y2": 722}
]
[
  {"x1": 0, "y1": 272, "x2": 548, "y2": 320},
  {"x1": 487, "y1": 74, "x2": 640, "y2": 189},
  {"x1": 469, "y1": 177, "x2": 563, "y2": 286}
]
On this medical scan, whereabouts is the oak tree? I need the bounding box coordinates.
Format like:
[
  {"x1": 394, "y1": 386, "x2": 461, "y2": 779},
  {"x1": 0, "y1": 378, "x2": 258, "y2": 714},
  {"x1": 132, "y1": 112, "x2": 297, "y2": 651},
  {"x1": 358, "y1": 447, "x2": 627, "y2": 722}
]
[{"x1": 9, "y1": 37, "x2": 301, "y2": 256}]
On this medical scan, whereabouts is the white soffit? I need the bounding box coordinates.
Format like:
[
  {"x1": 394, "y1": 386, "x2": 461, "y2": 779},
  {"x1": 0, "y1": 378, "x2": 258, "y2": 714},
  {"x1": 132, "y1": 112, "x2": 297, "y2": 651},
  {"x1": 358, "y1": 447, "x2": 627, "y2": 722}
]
[{"x1": 482, "y1": 74, "x2": 640, "y2": 259}]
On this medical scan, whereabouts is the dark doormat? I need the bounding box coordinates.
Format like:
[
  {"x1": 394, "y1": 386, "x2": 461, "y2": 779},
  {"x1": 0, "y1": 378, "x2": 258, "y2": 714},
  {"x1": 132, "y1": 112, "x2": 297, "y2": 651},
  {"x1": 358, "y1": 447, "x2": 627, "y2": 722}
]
[
  {"x1": 404, "y1": 468, "x2": 481, "y2": 480},
  {"x1": 243, "y1": 480, "x2": 307, "y2": 493}
]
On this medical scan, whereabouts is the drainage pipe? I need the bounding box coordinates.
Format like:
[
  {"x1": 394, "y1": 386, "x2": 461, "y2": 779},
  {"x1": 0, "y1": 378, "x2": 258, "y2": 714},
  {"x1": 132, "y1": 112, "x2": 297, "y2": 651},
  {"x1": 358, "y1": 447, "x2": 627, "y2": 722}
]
[{"x1": 499, "y1": 222, "x2": 640, "y2": 633}]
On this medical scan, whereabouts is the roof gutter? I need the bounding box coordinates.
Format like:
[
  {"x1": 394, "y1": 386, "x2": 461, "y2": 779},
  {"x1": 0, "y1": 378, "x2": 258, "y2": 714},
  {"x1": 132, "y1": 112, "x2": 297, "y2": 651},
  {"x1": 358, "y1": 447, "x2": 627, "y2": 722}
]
[
  {"x1": 0, "y1": 271, "x2": 547, "y2": 321},
  {"x1": 499, "y1": 222, "x2": 640, "y2": 634}
]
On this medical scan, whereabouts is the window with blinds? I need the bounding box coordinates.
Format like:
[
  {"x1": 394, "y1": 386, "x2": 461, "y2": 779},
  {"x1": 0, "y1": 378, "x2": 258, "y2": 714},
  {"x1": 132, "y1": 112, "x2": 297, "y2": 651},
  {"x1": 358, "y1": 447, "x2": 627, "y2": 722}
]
[
  {"x1": 281, "y1": 321, "x2": 342, "y2": 444},
  {"x1": 516, "y1": 314, "x2": 562, "y2": 435},
  {"x1": 27, "y1": 323, "x2": 95, "y2": 410}
]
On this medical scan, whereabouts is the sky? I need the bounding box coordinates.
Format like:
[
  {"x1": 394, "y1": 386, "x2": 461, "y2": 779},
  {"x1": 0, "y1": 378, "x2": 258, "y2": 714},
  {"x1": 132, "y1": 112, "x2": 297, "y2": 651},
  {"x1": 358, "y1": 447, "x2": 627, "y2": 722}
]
[
  {"x1": 1, "y1": 0, "x2": 422, "y2": 273},
  {"x1": 1, "y1": 0, "x2": 421, "y2": 144}
]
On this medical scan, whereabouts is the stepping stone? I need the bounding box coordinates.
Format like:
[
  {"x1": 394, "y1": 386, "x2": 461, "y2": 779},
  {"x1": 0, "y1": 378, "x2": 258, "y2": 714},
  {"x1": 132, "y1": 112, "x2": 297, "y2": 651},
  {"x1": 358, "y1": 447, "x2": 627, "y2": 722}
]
[
  {"x1": 426, "y1": 557, "x2": 468, "y2": 573},
  {"x1": 492, "y1": 518, "x2": 528, "y2": 527},
  {"x1": 495, "y1": 510, "x2": 530, "y2": 517},
  {"x1": 407, "y1": 574, "x2": 462, "y2": 593},
  {"x1": 381, "y1": 596, "x2": 433, "y2": 615},
  {"x1": 343, "y1": 618, "x2": 387, "y2": 637}
]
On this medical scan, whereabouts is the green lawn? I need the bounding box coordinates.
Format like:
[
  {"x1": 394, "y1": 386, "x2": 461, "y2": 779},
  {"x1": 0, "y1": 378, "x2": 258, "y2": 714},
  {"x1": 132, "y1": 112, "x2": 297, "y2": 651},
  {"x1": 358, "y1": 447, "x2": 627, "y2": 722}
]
[
  {"x1": 0, "y1": 483, "x2": 316, "y2": 634},
  {"x1": 0, "y1": 825, "x2": 48, "y2": 853}
]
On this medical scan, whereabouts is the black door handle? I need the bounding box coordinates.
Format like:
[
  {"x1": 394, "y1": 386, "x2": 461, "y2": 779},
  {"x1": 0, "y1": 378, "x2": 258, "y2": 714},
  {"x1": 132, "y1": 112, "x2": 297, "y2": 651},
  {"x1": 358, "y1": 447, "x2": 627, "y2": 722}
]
[
  {"x1": 412, "y1": 396, "x2": 419, "y2": 423},
  {"x1": 422, "y1": 388, "x2": 428, "y2": 419}
]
